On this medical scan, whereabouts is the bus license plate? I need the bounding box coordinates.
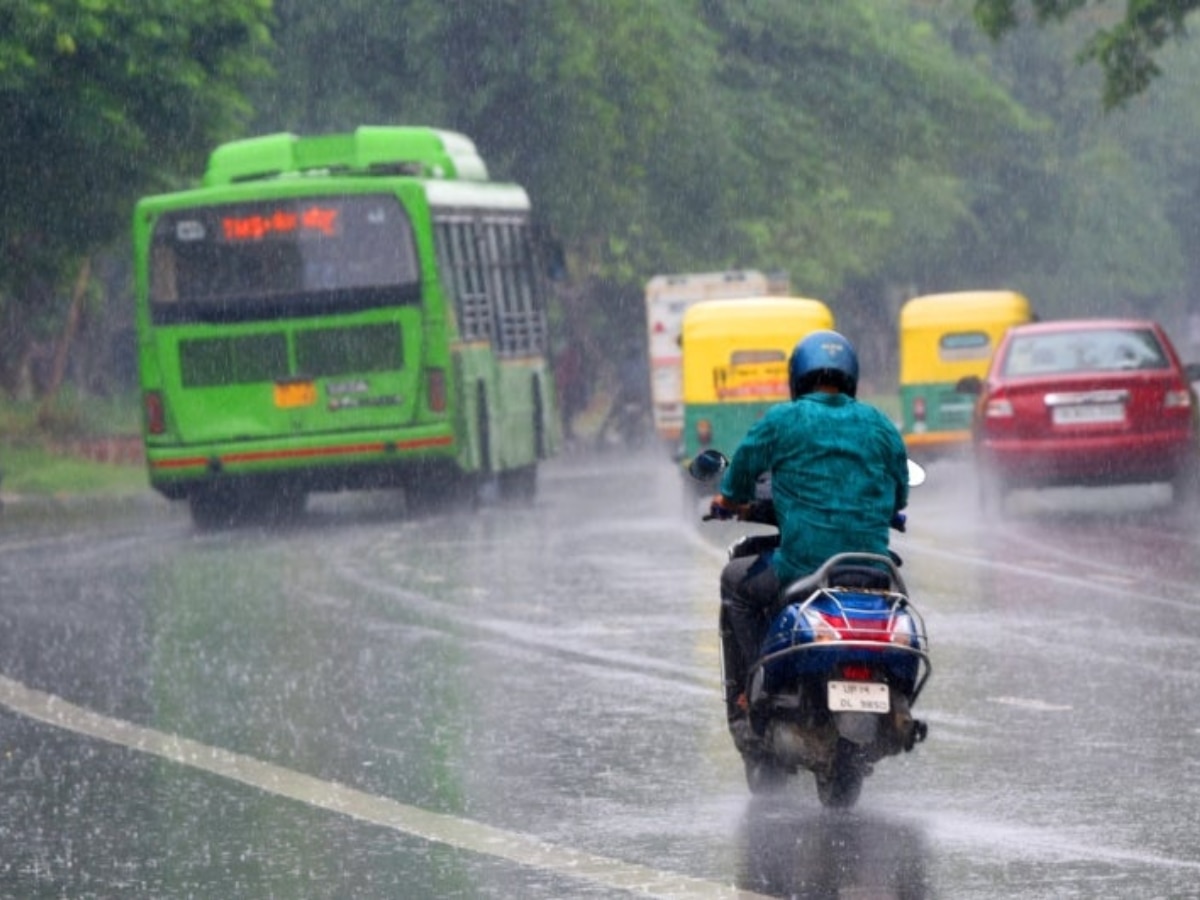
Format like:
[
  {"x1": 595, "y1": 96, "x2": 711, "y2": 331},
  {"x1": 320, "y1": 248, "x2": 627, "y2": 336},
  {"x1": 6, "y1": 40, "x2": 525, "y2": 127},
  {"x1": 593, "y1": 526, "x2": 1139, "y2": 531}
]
[
  {"x1": 828, "y1": 681, "x2": 890, "y2": 713},
  {"x1": 274, "y1": 380, "x2": 317, "y2": 409}
]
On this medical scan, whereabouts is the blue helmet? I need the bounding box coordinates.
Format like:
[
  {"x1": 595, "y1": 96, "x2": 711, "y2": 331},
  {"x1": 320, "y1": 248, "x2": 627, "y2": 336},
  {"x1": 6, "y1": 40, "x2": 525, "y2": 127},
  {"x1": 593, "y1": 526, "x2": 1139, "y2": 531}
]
[{"x1": 788, "y1": 330, "x2": 859, "y2": 399}]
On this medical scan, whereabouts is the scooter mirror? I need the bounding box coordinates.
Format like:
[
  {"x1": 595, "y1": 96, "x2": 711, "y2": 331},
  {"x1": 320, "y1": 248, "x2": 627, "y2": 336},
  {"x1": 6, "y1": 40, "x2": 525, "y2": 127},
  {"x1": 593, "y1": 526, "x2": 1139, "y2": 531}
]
[
  {"x1": 907, "y1": 459, "x2": 927, "y2": 487},
  {"x1": 688, "y1": 449, "x2": 729, "y2": 482}
]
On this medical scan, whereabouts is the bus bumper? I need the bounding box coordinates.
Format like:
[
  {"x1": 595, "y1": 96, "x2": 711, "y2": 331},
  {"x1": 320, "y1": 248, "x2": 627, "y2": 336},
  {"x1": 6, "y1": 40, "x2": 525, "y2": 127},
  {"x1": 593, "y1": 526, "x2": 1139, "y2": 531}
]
[{"x1": 145, "y1": 426, "x2": 457, "y2": 497}]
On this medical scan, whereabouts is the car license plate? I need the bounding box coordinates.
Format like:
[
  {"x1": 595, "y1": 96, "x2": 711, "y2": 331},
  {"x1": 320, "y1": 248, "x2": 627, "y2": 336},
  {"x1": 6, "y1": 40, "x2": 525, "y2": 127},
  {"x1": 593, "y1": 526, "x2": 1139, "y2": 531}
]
[
  {"x1": 274, "y1": 380, "x2": 317, "y2": 409},
  {"x1": 828, "y1": 680, "x2": 890, "y2": 713},
  {"x1": 1051, "y1": 403, "x2": 1124, "y2": 425}
]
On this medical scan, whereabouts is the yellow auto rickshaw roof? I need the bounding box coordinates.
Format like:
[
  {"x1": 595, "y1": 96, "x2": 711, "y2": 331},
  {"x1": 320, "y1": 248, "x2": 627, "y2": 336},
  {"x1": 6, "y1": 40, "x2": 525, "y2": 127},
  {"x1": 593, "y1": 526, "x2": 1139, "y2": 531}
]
[
  {"x1": 682, "y1": 296, "x2": 834, "y2": 340},
  {"x1": 899, "y1": 291, "x2": 1032, "y2": 328},
  {"x1": 899, "y1": 291, "x2": 1033, "y2": 383},
  {"x1": 681, "y1": 297, "x2": 834, "y2": 403}
]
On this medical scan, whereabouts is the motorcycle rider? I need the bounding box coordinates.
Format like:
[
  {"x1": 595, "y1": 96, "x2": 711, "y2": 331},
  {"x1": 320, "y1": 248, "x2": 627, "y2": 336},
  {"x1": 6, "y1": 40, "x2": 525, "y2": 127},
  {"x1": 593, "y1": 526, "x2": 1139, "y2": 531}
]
[{"x1": 709, "y1": 330, "x2": 910, "y2": 752}]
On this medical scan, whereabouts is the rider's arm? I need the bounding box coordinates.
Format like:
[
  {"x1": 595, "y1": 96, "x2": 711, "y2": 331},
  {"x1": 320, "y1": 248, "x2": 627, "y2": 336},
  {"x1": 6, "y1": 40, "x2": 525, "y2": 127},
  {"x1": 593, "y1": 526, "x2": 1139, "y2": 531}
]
[
  {"x1": 706, "y1": 493, "x2": 748, "y2": 520},
  {"x1": 880, "y1": 416, "x2": 910, "y2": 514},
  {"x1": 718, "y1": 412, "x2": 777, "y2": 503}
]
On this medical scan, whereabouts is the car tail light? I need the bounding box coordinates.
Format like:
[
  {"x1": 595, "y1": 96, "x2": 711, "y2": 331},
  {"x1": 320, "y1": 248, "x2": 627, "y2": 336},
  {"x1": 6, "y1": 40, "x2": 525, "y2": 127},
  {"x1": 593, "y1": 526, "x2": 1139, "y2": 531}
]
[
  {"x1": 913, "y1": 397, "x2": 927, "y2": 423},
  {"x1": 984, "y1": 397, "x2": 1014, "y2": 418},
  {"x1": 144, "y1": 391, "x2": 165, "y2": 435},
  {"x1": 1164, "y1": 387, "x2": 1192, "y2": 409},
  {"x1": 427, "y1": 369, "x2": 446, "y2": 412}
]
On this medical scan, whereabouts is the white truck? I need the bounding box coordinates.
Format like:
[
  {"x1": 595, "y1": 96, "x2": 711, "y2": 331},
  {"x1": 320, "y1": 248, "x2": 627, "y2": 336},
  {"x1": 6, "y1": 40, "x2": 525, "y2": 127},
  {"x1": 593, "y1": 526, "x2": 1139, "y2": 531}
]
[{"x1": 644, "y1": 269, "x2": 788, "y2": 447}]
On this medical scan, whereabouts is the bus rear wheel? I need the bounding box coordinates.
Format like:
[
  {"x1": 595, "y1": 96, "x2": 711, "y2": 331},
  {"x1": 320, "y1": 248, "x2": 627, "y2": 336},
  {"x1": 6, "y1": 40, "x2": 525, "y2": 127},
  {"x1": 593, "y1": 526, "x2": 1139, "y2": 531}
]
[
  {"x1": 498, "y1": 464, "x2": 537, "y2": 503},
  {"x1": 495, "y1": 377, "x2": 542, "y2": 503},
  {"x1": 188, "y1": 483, "x2": 307, "y2": 528},
  {"x1": 406, "y1": 466, "x2": 478, "y2": 513},
  {"x1": 188, "y1": 488, "x2": 239, "y2": 529}
]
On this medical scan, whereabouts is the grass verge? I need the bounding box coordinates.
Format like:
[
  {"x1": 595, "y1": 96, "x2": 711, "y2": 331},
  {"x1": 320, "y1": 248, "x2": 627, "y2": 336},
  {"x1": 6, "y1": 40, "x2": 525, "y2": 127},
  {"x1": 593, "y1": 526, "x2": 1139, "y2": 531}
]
[
  {"x1": 1, "y1": 392, "x2": 150, "y2": 498},
  {"x1": 0, "y1": 443, "x2": 151, "y2": 497}
]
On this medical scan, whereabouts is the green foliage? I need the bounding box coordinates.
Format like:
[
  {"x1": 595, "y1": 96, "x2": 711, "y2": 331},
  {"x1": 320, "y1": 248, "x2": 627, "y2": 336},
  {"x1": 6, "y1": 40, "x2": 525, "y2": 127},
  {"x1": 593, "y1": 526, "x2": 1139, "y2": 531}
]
[
  {"x1": 1023, "y1": 141, "x2": 1184, "y2": 316},
  {"x1": 0, "y1": 389, "x2": 139, "y2": 442},
  {"x1": 700, "y1": 1, "x2": 1046, "y2": 295},
  {"x1": 0, "y1": 392, "x2": 146, "y2": 497},
  {"x1": 8, "y1": 0, "x2": 1200, "y2": 413},
  {"x1": 0, "y1": 443, "x2": 149, "y2": 496},
  {"x1": 252, "y1": 0, "x2": 1065, "y2": 350},
  {"x1": 0, "y1": 0, "x2": 272, "y2": 393},
  {"x1": 974, "y1": 0, "x2": 1200, "y2": 108}
]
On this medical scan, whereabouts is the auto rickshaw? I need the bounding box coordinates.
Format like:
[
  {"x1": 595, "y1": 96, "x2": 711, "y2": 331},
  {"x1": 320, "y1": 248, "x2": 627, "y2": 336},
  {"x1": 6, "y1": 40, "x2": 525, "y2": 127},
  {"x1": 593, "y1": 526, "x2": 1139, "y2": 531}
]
[
  {"x1": 679, "y1": 296, "x2": 835, "y2": 462},
  {"x1": 898, "y1": 290, "x2": 1033, "y2": 457}
]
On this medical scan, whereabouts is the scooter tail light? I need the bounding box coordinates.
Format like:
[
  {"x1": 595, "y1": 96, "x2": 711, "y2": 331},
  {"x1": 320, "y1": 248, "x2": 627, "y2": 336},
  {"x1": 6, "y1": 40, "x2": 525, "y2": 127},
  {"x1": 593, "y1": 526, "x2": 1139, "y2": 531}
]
[
  {"x1": 891, "y1": 611, "x2": 917, "y2": 647},
  {"x1": 801, "y1": 609, "x2": 841, "y2": 643},
  {"x1": 841, "y1": 664, "x2": 873, "y2": 681}
]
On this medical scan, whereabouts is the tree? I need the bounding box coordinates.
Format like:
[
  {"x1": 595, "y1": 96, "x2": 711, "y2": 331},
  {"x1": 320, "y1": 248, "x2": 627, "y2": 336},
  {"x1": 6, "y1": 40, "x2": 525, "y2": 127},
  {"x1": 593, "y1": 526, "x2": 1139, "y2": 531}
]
[
  {"x1": 0, "y1": 0, "x2": 272, "y2": 397},
  {"x1": 256, "y1": 0, "x2": 732, "y2": 351},
  {"x1": 974, "y1": 0, "x2": 1200, "y2": 107},
  {"x1": 253, "y1": 0, "x2": 1069, "y2": 373},
  {"x1": 12, "y1": 0, "x2": 1198, "y2": 409}
]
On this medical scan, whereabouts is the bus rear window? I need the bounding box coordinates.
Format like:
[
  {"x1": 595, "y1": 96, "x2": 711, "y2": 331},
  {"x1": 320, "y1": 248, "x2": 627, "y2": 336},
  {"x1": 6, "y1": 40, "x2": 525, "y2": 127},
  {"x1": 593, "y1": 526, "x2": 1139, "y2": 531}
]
[{"x1": 150, "y1": 195, "x2": 419, "y2": 321}]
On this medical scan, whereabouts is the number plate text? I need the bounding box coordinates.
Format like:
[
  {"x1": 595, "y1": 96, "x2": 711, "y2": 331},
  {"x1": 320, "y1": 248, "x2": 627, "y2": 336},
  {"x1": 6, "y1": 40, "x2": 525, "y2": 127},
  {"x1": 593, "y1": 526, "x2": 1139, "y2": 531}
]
[{"x1": 828, "y1": 680, "x2": 890, "y2": 713}]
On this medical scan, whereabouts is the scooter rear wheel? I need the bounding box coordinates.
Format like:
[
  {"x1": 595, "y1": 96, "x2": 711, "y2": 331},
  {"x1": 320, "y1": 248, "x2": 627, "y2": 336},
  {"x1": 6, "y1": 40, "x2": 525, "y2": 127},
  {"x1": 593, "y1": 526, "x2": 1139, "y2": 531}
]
[
  {"x1": 743, "y1": 755, "x2": 788, "y2": 794},
  {"x1": 815, "y1": 743, "x2": 864, "y2": 808}
]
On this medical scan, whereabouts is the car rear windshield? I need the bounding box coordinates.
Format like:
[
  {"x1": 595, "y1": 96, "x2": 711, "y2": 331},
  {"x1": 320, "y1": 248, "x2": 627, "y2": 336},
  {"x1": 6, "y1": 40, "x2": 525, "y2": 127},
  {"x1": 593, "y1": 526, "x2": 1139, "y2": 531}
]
[{"x1": 1002, "y1": 328, "x2": 1169, "y2": 377}]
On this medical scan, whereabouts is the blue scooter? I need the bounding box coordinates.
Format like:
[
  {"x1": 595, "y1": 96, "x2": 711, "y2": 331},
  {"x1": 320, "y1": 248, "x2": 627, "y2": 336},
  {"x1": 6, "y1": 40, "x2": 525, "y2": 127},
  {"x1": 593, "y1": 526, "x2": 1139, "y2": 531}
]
[{"x1": 690, "y1": 449, "x2": 931, "y2": 807}]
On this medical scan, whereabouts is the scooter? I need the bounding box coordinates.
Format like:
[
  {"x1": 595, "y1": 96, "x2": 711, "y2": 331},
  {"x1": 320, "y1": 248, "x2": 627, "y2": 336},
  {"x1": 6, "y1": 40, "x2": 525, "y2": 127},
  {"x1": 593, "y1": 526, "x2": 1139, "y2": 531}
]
[{"x1": 689, "y1": 449, "x2": 931, "y2": 808}]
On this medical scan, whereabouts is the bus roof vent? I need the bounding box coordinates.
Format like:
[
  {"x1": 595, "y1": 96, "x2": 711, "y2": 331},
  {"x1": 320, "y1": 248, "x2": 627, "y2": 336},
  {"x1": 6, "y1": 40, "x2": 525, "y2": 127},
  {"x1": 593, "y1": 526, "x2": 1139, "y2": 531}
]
[{"x1": 203, "y1": 127, "x2": 490, "y2": 186}]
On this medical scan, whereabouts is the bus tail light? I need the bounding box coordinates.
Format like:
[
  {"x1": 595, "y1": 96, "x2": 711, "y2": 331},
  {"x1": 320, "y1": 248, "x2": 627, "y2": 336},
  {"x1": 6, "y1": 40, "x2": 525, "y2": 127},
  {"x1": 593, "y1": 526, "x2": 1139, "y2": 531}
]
[
  {"x1": 913, "y1": 396, "x2": 927, "y2": 424},
  {"x1": 427, "y1": 369, "x2": 446, "y2": 413},
  {"x1": 696, "y1": 418, "x2": 713, "y2": 447},
  {"x1": 144, "y1": 391, "x2": 166, "y2": 435}
]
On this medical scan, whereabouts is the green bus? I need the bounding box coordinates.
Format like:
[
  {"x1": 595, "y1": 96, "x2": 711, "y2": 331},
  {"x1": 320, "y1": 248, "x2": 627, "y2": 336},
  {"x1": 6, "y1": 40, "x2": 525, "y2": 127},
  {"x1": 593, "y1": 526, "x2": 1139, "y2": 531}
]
[{"x1": 133, "y1": 126, "x2": 559, "y2": 525}]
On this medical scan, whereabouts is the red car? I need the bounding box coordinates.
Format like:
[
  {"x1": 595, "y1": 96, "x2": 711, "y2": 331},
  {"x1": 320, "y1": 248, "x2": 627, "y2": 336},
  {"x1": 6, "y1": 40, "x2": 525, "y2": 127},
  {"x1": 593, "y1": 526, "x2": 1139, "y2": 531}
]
[{"x1": 959, "y1": 318, "x2": 1200, "y2": 509}]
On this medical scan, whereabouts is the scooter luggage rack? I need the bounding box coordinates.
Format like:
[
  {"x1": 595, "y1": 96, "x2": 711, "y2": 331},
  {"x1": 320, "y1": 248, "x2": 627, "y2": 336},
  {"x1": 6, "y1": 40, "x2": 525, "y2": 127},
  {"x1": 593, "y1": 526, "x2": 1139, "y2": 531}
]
[{"x1": 757, "y1": 553, "x2": 932, "y2": 702}]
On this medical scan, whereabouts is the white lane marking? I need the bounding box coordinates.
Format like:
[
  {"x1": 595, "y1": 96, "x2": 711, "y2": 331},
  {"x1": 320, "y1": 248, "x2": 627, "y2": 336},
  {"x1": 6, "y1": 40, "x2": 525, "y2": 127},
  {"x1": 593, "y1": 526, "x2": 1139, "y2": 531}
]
[
  {"x1": 0, "y1": 675, "x2": 767, "y2": 900},
  {"x1": 988, "y1": 696, "x2": 1073, "y2": 712},
  {"x1": 903, "y1": 538, "x2": 1194, "y2": 611},
  {"x1": 917, "y1": 810, "x2": 1200, "y2": 871}
]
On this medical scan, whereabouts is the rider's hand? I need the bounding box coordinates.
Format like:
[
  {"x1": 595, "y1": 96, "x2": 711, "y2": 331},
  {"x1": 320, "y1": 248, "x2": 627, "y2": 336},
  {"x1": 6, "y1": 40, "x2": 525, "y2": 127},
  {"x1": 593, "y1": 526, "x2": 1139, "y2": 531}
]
[
  {"x1": 890, "y1": 511, "x2": 907, "y2": 532},
  {"x1": 706, "y1": 494, "x2": 745, "y2": 521}
]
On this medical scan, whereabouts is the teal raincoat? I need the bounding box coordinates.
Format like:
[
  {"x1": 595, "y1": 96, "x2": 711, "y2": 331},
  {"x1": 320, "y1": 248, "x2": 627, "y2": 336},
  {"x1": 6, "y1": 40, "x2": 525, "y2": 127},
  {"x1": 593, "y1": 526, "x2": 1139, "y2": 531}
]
[{"x1": 718, "y1": 392, "x2": 909, "y2": 584}]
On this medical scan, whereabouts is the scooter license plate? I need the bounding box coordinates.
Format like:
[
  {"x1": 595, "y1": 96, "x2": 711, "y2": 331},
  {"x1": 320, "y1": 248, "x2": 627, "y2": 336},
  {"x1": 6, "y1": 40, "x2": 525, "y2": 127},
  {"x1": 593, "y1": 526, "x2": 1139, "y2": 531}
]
[{"x1": 828, "y1": 681, "x2": 890, "y2": 713}]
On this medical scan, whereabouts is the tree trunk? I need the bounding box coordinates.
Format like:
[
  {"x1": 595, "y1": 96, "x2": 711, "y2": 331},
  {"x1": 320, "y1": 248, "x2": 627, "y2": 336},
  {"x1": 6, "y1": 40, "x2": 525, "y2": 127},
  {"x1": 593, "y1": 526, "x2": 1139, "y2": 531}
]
[{"x1": 38, "y1": 255, "x2": 92, "y2": 417}]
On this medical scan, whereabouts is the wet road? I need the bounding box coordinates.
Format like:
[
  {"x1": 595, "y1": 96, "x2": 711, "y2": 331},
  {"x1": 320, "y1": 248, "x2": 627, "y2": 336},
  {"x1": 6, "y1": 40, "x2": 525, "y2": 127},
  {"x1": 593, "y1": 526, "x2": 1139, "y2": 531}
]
[{"x1": 0, "y1": 451, "x2": 1198, "y2": 897}]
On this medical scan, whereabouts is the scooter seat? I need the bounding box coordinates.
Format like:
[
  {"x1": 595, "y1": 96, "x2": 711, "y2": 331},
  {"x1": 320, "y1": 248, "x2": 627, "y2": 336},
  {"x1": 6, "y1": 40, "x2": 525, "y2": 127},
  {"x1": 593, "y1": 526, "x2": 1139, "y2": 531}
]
[{"x1": 827, "y1": 564, "x2": 892, "y2": 591}]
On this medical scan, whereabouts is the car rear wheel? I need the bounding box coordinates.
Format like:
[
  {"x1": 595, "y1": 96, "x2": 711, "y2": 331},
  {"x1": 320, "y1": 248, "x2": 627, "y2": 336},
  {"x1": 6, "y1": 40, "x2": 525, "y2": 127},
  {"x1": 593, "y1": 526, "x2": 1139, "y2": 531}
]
[
  {"x1": 977, "y1": 468, "x2": 1009, "y2": 515},
  {"x1": 1170, "y1": 459, "x2": 1200, "y2": 509}
]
